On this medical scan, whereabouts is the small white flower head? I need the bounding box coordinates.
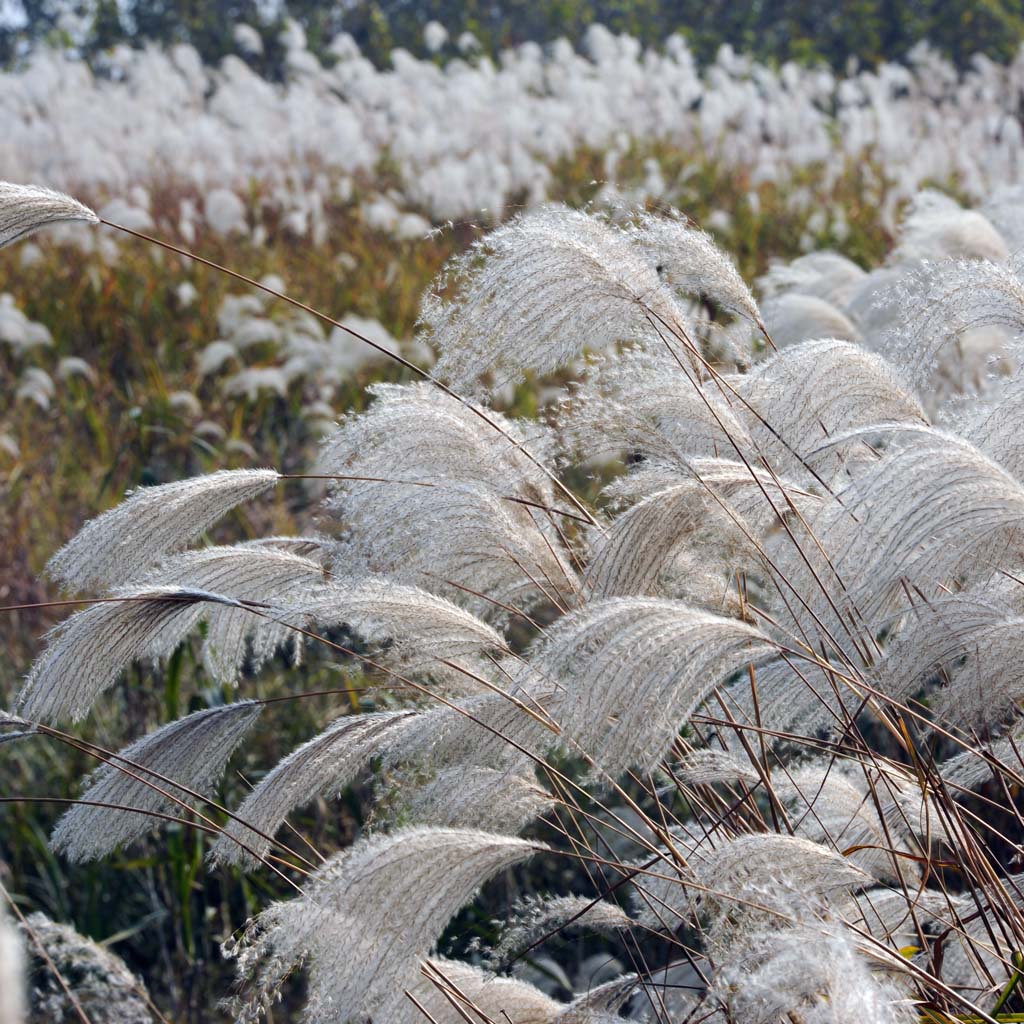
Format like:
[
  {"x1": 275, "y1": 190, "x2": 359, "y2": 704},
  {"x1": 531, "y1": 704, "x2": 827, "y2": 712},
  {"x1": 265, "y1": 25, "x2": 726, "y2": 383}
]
[
  {"x1": 0, "y1": 182, "x2": 98, "y2": 249},
  {"x1": 423, "y1": 20, "x2": 448, "y2": 53}
]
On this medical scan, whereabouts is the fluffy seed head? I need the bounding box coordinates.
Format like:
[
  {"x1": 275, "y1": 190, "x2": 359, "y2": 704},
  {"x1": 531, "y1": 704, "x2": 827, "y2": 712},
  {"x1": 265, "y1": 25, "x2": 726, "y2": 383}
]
[
  {"x1": 46, "y1": 468, "x2": 280, "y2": 593},
  {"x1": 0, "y1": 182, "x2": 98, "y2": 249},
  {"x1": 50, "y1": 702, "x2": 262, "y2": 863}
]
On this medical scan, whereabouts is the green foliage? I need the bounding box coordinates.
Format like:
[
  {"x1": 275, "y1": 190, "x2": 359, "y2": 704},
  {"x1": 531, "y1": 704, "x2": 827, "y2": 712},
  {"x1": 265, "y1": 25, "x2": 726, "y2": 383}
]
[{"x1": 3, "y1": 0, "x2": 1024, "y2": 71}]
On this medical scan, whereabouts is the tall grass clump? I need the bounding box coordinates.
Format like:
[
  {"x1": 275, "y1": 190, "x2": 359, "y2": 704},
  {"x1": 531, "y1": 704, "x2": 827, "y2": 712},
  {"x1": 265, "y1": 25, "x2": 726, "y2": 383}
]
[{"x1": 10, "y1": 166, "x2": 1024, "y2": 1024}]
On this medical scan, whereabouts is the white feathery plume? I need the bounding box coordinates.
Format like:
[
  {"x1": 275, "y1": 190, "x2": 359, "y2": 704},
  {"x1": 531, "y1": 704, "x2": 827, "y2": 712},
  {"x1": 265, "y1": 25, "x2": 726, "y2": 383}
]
[
  {"x1": 891, "y1": 190, "x2": 1008, "y2": 264},
  {"x1": 210, "y1": 711, "x2": 418, "y2": 868},
  {"x1": 17, "y1": 587, "x2": 249, "y2": 723},
  {"x1": 50, "y1": 701, "x2": 262, "y2": 863},
  {"x1": 0, "y1": 902, "x2": 24, "y2": 1024},
  {"x1": 729, "y1": 339, "x2": 927, "y2": 479},
  {"x1": 758, "y1": 250, "x2": 867, "y2": 309},
  {"x1": 226, "y1": 827, "x2": 541, "y2": 1023},
  {"x1": 329, "y1": 480, "x2": 579, "y2": 615},
  {"x1": 559, "y1": 346, "x2": 750, "y2": 467},
  {"x1": 772, "y1": 763, "x2": 923, "y2": 885},
  {"x1": 941, "y1": 718, "x2": 1024, "y2": 790},
  {"x1": 584, "y1": 459, "x2": 816, "y2": 600},
  {"x1": 46, "y1": 468, "x2": 280, "y2": 593},
  {"x1": 880, "y1": 258, "x2": 1023, "y2": 394},
  {"x1": 674, "y1": 748, "x2": 760, "y2": 786},
  {"x1": 629, "y1": 210, "x2": 763, "y2": 329},
  {"x1": 425, "y1": 205, "x2": 691, "y2": 392},
  {"x1": 245, "y1": 535, "x2": 324, "y2": 558},
  {"x1": 961, "y1": 363, "x2": 1024, "y2": 481},
  {"x1": 317, "y1": 382, "x2": 555, "y2": 498},
  {"x1": 710, "y1": 918, "x2": 915, "y2": 1024},
  {"x1": 15, "y1": 912, "x2": 155, "y2": 1023},
  {"x1": 878, "y1": 587, "x2": 1024, "y2": 731},
  {"x1": 531, "y1": 598, "x2": 776, "y2": 772},
  {"x1": 844, "y1": 886, "x2": 952, "y2": 951},
  {"x1": 487, "y1": 894, "x2": 632, "y2": 970},
  {"x1": 141, "y1": 545, "x2": 327, "y2": 685},
  {"x1": 556, "y1": 973, "x2": 639, "y2": 1022},
  {"x1": 0, "y1": 709, "x2": 35, "y2": 746},
  {"x1": 303, "y1": 575, "x2": 509, "y2": 664},
  {"x1": 692, "y1": 833, "x2": 869, "y2": 948},
  {"x1": 400, "y1": 958, "x2": 560, "y2": 1024},
  {"x1": 0, "y1": 182, "x2": 98, "y2": 249},
  {"x1": 776, "y1": 430, "x2": 1024, "y2": 636},
  {"x1": 399, "y1": 766, "x2": 555, "y2": 834},
  {"x1": 759, "y1": 292, "x2": 861, "y2": 349},
  {"x1": 318, "y1": 384, "x2": 577, "y2": 614},
  {"x1": 912, "y1": 878, "x2": 1024, "y2": 995}
]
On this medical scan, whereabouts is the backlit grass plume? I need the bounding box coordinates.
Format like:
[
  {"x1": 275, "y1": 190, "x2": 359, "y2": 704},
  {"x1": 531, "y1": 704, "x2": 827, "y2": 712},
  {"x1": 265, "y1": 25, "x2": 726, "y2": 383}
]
[
  {"x1": 0, "y1": 181, "x2": 97, "y2": 249},
  {"x1": 14, "y1": 191, "x2": 1024, "y2": 1024}
]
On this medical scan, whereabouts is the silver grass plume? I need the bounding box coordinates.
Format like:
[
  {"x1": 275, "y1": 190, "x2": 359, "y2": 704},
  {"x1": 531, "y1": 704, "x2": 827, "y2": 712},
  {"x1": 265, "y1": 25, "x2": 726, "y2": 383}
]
[
  {"x1": 881, "y1": 258, "x2": 1023, "y2": 393},
  {"x1": 141, "y1": 545, "x2": 328, "y2": 685},
  {"x1": 710, "y1": 918, "x2": 915, "y2": 1024},
  {"x1": 210, "y1": 711, "x2": 419, "y2": 867},
  {"x1": 16, "y1": 912, "x2": 156, "y2": 1024},
  {"x1": 398, "y1": 766, "x2": 555, "y2": 834},
  {"x1": 405, "y1": 961, "x2": 638, "y2": 1024},
  {"x1": 400, "y1": 958, "x2": 560, "y2": 1024},
  {"x1": 584, "y1": 459, "x2": 815, "y2": 600},
  {"x1": 318, "y1": 383, "x2": 576, "y2": 614},
  {"x1": 957, "y1": 358, "x2": 1024, "y2": 481},
  {"x1": 0, "y1": 182, "x2": 98, "y2": 249},
  {"x1": 49, "y1": 702, "x2": 262, "y2": 863},
  {"x1": 328, "y1": 480, "x2": 579, "y2": 615},
  {"x1": 675, "y1": 748, "x2": 761, "y2": 786},
  {"x1": 729, "y1": 338, "x2": 927, "y2": 479},
  {"x1": 302, "y1": 575, "x2": 509, "y2": 665},
  {"x1": 0, "y1": 901, "x2": 24, "y2": 1024},
  {"x1": 556, "y1": 974, "x2": 639, "y2": 1022},
  {"x1": 317, "y1": 382, "x2": 555, "y2": 499},
  {"x1": 919, "y1": 874, "x2": 1024, "y2": 993},
  {"x1": 773, "y1": 430, "x2": 1024, "y2": 641},
  {"x1": 878, "y1": 587, "x2": 1024, "y2": 732},
  {"x1": 531, "y1": 598, "x2": 776, "y2": 772},
  {"x1": 17, "y1": 587, "x2": 250, "y2": 723},
  {"x1": 425, "y1": 205, "x2": 690, "y2": 392},
  {"x1": 689, "y1": 833, "x2": 869, "y2": 949},
  {"x1": 226, "y1": 827, "x2": 541, "y2": 1023},
  {"x1": 629, "y1": 210, "x2": 764, "y2": 330},
  {"x1": 405, "y1": 961, "x2": 637, "y2": 1024},
  {"x1": 758, "y1": 292, "x2": 861, "y2": 349},
  {"x1": 758, "y1": 250, "x2": 867, "y2": 309},
  {"x1": 46, "y1": 468, "x2": 280, "y2": 592},
  {"x1": 772, "y1": 763, "x2": 924, "y2": 885},
  {"x1": 486, "y1": 894, "x2": 632, "y2": 971},
  {"x1": 941, "y1": 718, "x2": 1024, "y2": 790},
  {"x1": 559, "y1": 346, "x2": 750, "y2": 467}
]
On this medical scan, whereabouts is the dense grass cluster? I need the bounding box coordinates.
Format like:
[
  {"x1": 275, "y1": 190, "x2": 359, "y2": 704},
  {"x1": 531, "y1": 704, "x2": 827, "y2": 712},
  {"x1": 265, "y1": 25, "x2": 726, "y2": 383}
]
[{"x1": 10, "y1": 25, "x2": 1024, "y2": 1024}]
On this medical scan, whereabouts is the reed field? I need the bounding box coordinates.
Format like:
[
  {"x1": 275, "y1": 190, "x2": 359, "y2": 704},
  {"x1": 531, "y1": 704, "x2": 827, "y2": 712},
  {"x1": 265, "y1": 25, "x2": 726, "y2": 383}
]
[{"x1": 7, "y1": 19, "x2": 1024, "y2": 1024}]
